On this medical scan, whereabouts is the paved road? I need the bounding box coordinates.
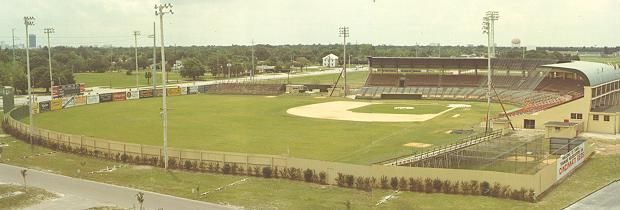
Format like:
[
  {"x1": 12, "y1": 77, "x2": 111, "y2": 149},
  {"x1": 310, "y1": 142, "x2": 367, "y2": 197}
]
[
  {"x1": 0, "y1": 163, "x2": 235, "y2": 210},
  {"x1": 564, "y1": 181, "x2": 620, "y2": 210}
]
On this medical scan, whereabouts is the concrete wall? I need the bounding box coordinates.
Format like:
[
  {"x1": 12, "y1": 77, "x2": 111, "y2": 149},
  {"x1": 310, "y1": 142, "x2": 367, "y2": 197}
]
[{"x1": 587, "y1": 112, "x2": 619, "y2": 134}]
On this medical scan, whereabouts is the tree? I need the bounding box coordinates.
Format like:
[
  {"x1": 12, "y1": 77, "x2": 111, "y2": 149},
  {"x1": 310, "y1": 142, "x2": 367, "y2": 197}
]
[
  {"x1": 144, "y1": 71, "x2": 153, "y2": 85},
  {"x1": 20, "y1": 169, "x2": 28, "y2": 189},
  {"x1": 294, "y1": 57, "x2": 310, "y2": 72},
  {"x1": 179, "y1": 58, "x2": 205, "y2": 80},
  {"x1": 136, "y1": 192, "x2": 144, "y2": 210}
]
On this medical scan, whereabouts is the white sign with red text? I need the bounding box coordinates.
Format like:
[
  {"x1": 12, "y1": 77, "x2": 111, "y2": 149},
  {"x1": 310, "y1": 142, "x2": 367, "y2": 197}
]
[{"x1": 556, "y1": 142, "x2": 585, "y2": 181}]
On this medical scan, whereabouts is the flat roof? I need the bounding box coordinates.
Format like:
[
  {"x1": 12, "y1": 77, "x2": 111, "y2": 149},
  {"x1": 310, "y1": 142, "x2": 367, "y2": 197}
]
[
  {"x1": 544, "y1": 121, "x2": 580, "y2": 127},
  {"x1": 367, "y1": 57, "x2": 557, "y2": 71},
  {"x1": 541, "y1": 61, "x2": 620, "y2": 87}
]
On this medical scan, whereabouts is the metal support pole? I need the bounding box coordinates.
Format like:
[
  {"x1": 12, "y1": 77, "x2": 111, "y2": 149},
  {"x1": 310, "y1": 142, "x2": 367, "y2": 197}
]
[
  {"x1": 134, "y1": 31, "x2": 140, "y2": 90},
  {"x1": 44, "y1": 28, "x2": 54, "y2": 95},
  {"x1": 24, "y1": 16, "x2": 35, "y2": 151},
  {"x1": 155, "y1": 3, "x2": 173, "y2": 169}
]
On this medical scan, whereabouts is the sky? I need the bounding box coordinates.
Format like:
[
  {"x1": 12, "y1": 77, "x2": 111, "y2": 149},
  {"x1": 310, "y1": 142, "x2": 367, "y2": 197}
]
[{"x1": 0, "y1": 0, "x2": 618, "y2": 47}]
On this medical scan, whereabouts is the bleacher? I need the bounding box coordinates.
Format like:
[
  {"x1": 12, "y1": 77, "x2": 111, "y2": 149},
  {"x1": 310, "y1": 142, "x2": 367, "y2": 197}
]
[{"x1": 211, "y1": 83, "x2": 285, "y2": 95}]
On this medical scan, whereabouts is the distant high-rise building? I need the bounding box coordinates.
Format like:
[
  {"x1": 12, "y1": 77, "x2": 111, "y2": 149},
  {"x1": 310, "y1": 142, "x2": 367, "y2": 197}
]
[{"x1": 28, "y1": 34, "x2": 36, "y2": 48}]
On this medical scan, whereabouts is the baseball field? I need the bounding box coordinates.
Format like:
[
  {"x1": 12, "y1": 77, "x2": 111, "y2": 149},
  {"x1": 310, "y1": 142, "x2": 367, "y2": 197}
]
[{"x1": 25, "y1": 94, "x2": 513, "y2": 164}]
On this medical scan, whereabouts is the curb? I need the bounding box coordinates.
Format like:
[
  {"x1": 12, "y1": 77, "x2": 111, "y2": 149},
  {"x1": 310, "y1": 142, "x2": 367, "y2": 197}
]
[{"x1": 561, "y1": 179, "x2": 620, "y2": 209}]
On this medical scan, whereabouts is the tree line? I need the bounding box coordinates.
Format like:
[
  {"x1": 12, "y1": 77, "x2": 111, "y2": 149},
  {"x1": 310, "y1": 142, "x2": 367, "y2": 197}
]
[{"x1": 0, "y1": 44, "x2": 579, "y2": 93}]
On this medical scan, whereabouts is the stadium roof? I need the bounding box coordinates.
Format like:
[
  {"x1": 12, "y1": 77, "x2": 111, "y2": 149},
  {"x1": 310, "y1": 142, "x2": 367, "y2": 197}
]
[
  {"x1": 541, "y1": 61, "x2": 620, "y2": 87},
  {"x1": 367, "y1": 57, "x2": 557, "y2": 71}
]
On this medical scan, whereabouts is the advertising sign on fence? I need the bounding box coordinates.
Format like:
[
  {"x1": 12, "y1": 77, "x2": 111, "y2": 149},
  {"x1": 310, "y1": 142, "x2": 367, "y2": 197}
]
[
  {"x1": 180, "y1": 87, "x2": 188, "y2": 95},
  {"x1": 39, "y1": 101, "x2": 50, "y2": 112},
  {"x1": 188, "y1": 86, "x2": 198, "y2": 94},
  {"x1": 87, "y1": 94, "x2": 100, "y2": 104},
  {"x1": 139, "y1": 89, "x2": 153, "y2": 98},
  {"x1": 167, "y1": 87, "x2": 181, "y2": 96},
  {"x1": 31, "y1": 101, "x2": 39, "y2": 114},
  {"x1": 62, "y1": 96, "x2": 75, "y2": 108},
  {"x1": 50, "y1": 98, "x2": 63, "y2": 111},
  {"x1": 99, "y1": 93, "x2": 113, "y2": 102},
  {"x1": 155, "y1": 88, "x2": 163, "y2": 97},
  {"x1": 556, "y1": 142, "x2": 585, "y2": 181},
  {"x1": 126, "y1": 90, "x2": 139, "y2": 100},
  {"x1": 112, "y1": 92, "x2": 126, "y2": 101},
  {"x1": 73, "y1": 95, "x2": 87, "y2": 106}
]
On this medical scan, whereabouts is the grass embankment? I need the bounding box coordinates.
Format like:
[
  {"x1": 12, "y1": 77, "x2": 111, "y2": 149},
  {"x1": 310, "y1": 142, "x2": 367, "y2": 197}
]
[{"x1": 1, "y1": 126, "x2": 618, "y2": 209}]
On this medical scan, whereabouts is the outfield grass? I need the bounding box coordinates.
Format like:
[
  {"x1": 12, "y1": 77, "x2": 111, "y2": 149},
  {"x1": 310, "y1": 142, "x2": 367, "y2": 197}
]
[
  {"x1": 27, "y1": 95, "x2": 511, "y2": 164},
  {"x1": 350, "y1": 103, "x2": 449, "y2": 115},
  {"x1": 580, "y1": 56, "x2": 620, "y2": 65},
  {"x1": 74, "y1": 71, "x2": 213, "y2": 88},
  {"x1": 1, "y1": 122, "x2": 618, "y2": 209},
  {"x1": 0, "y1": 184, "x2": 57, "y2": 209}
]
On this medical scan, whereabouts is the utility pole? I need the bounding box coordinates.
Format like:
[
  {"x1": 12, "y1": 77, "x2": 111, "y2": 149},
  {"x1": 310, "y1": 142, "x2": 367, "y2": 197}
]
[
  {"x1": 251, "y1": 40, "x2": 255, "y2": 79},
  {"x1": 133, "y1": 30, "x2": 141, "y2": 91},
  {"x1": 24, "y1": 16, "x2": 35, "y2": 150},
  {"x1": 44, "y1": 27, "x2": 54, "y2": 95},
  {"x1": 12, "y1": 28, "x2": 16, "y2": 63},
  {"x1": 155, "y1": 3, "x2": 173, "y2": 169},
  {"x1": 483, "y1": 11, "x2": 499, "y2": 133},
  {"x1": 339, "y1": 26, "x2": 349, "y2": 96},
  {"x1": 148, "y1": 22, "x2": 157, "y2": 94}
]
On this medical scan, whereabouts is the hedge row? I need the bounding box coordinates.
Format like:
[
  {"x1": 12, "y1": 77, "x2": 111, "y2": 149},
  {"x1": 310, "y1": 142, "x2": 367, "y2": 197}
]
[{"x1": 335, "y1": 173, "x2": 536, "y2": 202}]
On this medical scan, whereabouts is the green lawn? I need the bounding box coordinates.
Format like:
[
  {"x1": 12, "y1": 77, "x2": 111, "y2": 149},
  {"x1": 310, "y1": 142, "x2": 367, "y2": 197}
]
[
  {"x1": 74, "y1": 71, "x2": 212, "y2": 88},
  {"x1": 350, "y1": 102, "x2": 450, "y2": 115},
  {"x1": 580, "y1": 56, "x2": 620, "y2": 65},
  {"x1": 0, "y1": 184, "x2": 57, "y2": 209},
  {"x1": 27, "y1": 95, "x2": 509, "y2": 164},
  {"x1": 1, "y1": 123, "x2": 618, "y2": 209}
]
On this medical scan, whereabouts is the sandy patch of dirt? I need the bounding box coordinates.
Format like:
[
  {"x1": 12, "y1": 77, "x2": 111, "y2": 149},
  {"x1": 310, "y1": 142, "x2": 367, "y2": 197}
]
[
  {"x1": 286, "y1": 101, "x2": 463, "y2": 122},
  {"x1": 451, "y1": 114, "x2": 460, "y2": 118},
  {"x1": 403, "y1": 142, "x2": 432, "y2": 148}
]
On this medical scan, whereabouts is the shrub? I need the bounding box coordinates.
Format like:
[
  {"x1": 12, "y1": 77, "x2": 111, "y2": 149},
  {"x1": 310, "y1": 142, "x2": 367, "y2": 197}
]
[
  {"x1": 398, "y1": 177, "x2": 407, "y2": 191},
  {"x1": 222, "y1": 163, "x2": 231, "y2": 174},
  {"x1": 355, "y1": 177, "x2": 364, "y2": 190},
  {"x1": 441, "y1": 180, "x2": 451, "y2": 193},
  {"x1": 247, "y1": 166, "x2": 254, "y2": 176},
  {"x1": 424, "y1": 178, "x2": 433, "y2": 193},
  {"x1": 303, "y1": 169, "x2": 314, "y2": 182},
  {"x1": 363, "y1": 177, "x2": 372, "y2": 192},
  {"x1": 470, "y1": 180, "x2": 480, "y2": 195},
  {"x1": 120, "y1": 153, "x2": 129, "y2": 162},
  {"x1": 319, "y1": 172, "x2": 327, "y2": 185},
  {"x1": 500, "y1": 185, "x2": 511, "y2": 198},
  {"x1": 253, "y1": 166, "x2": 261, "y2": 177},
  {"x1": 336, "y1": 173, "x2": 345, "y2": 187},
  {"x1": 237, "y1": 165, "x2": 245, "y2": 175},
  {"x1": 491, "y1": 182, "x2": 502, "y2": 197},
  {"x1": 380, "y1": 176, "x2": 389, "y2": 189},
  {"x1": 231, "y1": 163, "x2": 238, "y2": 175},
  {"x1": 480, "y1": 181, "x2": 491, "y2": 196},
  {"x1": 345, "y1": 175, "x2": 355, "y2": 188},
  {"x1": 452, "y1": 181, "x2": 460, "y2": 194},
  {"x1": 273, "y1": 167, "x2": 279, "y2": 178},
  {"x1": 432, "y1": 178, "x2": 442, "y2": 193},
  {"x1": 168, "y1": 158, "x2": 177, "y2": 169},
  {"x1": 262, "y1": 167, "x2": 273, "y2": 178},
  {"x1": 527, "y1": 189, "x2": 536, "y2": 202},
  {"x1": 389, "y1": 177, "x2": 399, "y2": 190},
  {"x1": 184, "y1": 160, "x2": 193, "y2": 170}
]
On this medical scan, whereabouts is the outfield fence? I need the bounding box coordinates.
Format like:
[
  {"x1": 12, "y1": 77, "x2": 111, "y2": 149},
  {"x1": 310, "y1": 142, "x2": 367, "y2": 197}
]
[{"x1": 3, "y1": 105, "x2": 593, "y2": 198}]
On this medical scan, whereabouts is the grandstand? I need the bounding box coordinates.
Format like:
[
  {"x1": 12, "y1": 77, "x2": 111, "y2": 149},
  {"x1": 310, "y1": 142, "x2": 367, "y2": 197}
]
[
  {"x1": 210, "y1": 81, "x2": 285, "y2": 95},
  {"x1": 360, "y1": 57, "x2": 620, "y2": 134}
]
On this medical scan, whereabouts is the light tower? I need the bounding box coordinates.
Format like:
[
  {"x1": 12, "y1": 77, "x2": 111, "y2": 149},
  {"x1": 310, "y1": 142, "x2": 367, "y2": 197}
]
[
  {"x1": 339, "y1": 26, "x2": 349, "y2": 96},
  {"x1": 44, "y1": 27, "x2": 55, "y2": 96},
  {"x1": 155, "y1": 3, "x2": 173, "y2": 169},
  {"x1": 483, "y1": 11, "x2": 499, "y2": 133},
  {"x1": 24, "y1": 16, "x2": 35, "y2": 149},
  {"x1": 148, "y1": 22, "x2": 157, "y2": 94},
  {"x1": 133, "y1": 30, "x2": 141, "y2": 90}
]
